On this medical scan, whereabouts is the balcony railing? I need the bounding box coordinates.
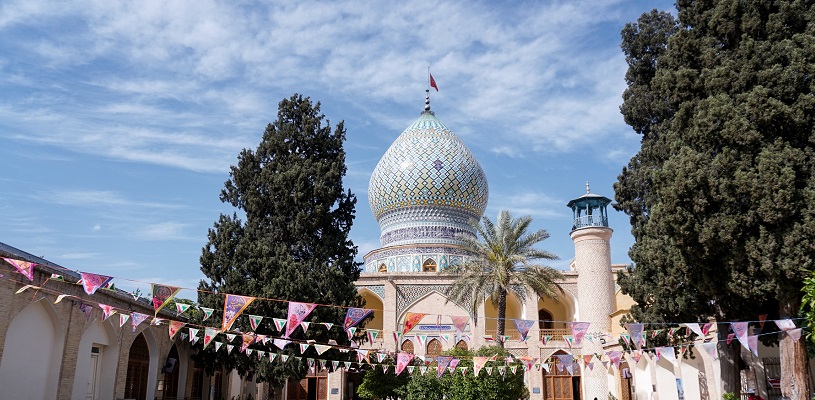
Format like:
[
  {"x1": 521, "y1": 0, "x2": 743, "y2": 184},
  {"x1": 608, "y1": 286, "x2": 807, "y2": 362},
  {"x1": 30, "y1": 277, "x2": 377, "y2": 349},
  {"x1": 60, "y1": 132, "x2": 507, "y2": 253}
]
[{"x1": 572, "y1": 215, "x2": 608, "y2": 229}]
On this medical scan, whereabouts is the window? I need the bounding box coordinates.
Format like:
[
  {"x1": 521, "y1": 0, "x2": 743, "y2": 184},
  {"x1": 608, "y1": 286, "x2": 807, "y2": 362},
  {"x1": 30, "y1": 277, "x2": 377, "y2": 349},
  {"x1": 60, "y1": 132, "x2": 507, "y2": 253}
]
[
  {"x1": 378, "y1": 264, "x2": 387, "y2": 273},
  {"x1": 426, "y1": 339, "x2": 442, "y2": 358},
  {"x1": 455, "y1": 340, "x2": 468, "y2": 350},
  {"x1": 539, "y1": 309, "x2": 553, "y2": 330},
  {"x1": 401, "y1": 339, "x2": 414, "y2": 354},
  {"x1": 422, "y1": 259, "x2": 437, "y2": 272}
]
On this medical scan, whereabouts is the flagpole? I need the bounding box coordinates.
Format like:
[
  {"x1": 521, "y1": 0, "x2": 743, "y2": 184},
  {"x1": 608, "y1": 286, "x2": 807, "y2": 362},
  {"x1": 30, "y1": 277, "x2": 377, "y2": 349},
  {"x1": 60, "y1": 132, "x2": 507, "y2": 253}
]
[{"x1": 427, "y1": 66, "x2": 430, "y2": 91}]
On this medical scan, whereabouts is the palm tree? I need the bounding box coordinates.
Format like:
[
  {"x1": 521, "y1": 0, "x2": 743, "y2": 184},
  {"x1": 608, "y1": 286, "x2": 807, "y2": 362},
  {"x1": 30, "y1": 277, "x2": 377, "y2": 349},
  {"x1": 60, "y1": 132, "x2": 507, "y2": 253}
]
[{"x1": 447, "y1": 210, "x2": 563, "y2": 344}]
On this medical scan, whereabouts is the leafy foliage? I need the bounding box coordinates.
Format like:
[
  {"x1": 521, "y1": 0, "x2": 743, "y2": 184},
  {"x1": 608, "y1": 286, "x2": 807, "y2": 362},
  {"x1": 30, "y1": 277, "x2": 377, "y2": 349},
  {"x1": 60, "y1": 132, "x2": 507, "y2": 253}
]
[
  {"x1": 448, "y1": 210, "x2": 562, "y2": 338},
  {"x1": 196, "y1": 94, "x2": 362, "y2": 386},
  {"x1": 356, "y1": 361, "x2": 415, "y2": 400},
  {"x1": 615, "y1": 2, "x2": 815, "y2": 397},
  {"x1": 394, "y1": 346, "x2": 527, "y2": 400}
]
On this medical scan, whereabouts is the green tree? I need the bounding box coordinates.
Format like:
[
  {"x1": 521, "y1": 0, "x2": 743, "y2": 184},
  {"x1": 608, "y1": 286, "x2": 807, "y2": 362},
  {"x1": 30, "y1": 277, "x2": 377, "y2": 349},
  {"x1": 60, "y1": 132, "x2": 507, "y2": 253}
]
[
  {"x1": 615, "y1": 3, "x2": 815, "y2": 399},
  {"x1": 197, "y1": 94, "x2": 362, "y2": 389},
  {"x1": 357, "y1": 361, "x2": 415, "y2": 400},
  {"x1": 447, "y1": 210, "x2": 562, "y2": 342},
  {"x1": 397, "y1": 346, "x2": 527, "y2": 400}
]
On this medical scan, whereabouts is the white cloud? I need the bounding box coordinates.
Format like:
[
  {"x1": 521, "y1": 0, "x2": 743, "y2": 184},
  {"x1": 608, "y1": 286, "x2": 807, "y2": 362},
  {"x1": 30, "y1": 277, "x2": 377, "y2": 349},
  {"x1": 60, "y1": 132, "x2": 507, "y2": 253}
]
[
  {"x1": 92, "y1": 224, "x2": 101, "y2": 231},
  {"x1": 134, "y1": 222, "x2": 191, "y2": 241}
]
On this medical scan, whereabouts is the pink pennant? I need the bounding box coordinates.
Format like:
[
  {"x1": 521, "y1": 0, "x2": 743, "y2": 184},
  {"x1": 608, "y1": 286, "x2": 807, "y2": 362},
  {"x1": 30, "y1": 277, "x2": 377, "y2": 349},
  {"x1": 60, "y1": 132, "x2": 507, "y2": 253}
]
[
  {"x1": 168, "y1": 320, "x2": 185, "y2": 340},
  {"x1": 80, "y1": 272, "x2": 113, "y2": 295},
  {"x1": 1, "y1": 257, "x2": 37, "y2": 281},
  {"x1": 451, "y1": 315, "x2": 469, "y2": 334},
  {"x1": 131, "y1": 312, "x2": 149, "y2": 332},
  {"x1": 569, "y1": 322, "x2": 590, "y2": 346},
  {"x1": 285, "y1": 302, "x2": 317, "y2": 338},
  {"x1": 395, "y1": 351, "x2": 414, "y2": 375},
  {"x1": 98, "y1": 303, "x2": 116, "y2": 320},
  {"x1": 788, "y1": 328, "x2": 803, "y2": 342}
]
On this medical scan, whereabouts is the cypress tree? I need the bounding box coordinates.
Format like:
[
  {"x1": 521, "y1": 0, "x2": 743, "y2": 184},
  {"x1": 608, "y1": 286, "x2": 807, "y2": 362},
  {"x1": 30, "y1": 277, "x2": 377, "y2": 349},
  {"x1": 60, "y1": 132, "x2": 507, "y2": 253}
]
[
  {"x1": 615, "y1": 2, "x2": 814, "y2": 398},
  {"x1": 197, "y1": 94, "x2": 362, "y2": 388}
]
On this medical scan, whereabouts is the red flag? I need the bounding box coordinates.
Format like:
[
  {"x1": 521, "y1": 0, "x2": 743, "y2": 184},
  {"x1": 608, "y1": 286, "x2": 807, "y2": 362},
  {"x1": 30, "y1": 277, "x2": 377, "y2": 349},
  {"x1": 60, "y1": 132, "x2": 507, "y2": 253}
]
[{"x1": 430, "y1": 73, "x2": 439, "y2": 91}]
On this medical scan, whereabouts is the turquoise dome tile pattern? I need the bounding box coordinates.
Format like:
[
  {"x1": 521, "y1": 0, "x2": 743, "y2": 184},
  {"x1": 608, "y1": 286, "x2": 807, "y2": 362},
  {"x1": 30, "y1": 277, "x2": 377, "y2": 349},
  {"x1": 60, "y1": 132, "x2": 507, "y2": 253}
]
[{"x1": 368, "y1": 111, "x2": 489, "y2": 248}]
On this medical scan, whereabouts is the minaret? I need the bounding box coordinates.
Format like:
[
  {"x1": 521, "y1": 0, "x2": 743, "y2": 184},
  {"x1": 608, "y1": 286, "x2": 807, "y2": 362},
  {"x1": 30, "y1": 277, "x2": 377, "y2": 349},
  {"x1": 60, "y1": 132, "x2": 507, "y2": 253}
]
[{"x1": 568, "y1": 182, "x2": 615, "y2": 399}]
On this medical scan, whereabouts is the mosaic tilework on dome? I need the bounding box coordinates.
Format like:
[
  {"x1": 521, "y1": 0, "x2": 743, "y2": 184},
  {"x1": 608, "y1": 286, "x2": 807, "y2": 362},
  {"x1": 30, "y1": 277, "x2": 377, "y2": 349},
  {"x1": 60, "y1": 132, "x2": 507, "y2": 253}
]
[{"x1": 368, "y1": 112, "x2": 489, "y2": 224}]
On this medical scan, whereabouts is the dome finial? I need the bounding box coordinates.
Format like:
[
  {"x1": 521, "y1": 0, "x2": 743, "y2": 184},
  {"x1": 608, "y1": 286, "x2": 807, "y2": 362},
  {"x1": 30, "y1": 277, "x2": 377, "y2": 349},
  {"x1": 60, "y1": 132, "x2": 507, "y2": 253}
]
[
  {"x1": 422, "y1": 89, "x2": 434, "y2": 115},
  {"x1": 586, "y1": 181, "x2": 590, "y2": 194}
]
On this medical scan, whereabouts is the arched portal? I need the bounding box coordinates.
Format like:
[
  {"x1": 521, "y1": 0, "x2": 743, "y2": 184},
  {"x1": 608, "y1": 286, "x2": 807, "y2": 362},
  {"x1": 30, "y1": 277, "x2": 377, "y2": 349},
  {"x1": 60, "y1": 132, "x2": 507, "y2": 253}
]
[
  {"x1": 0, "y1": 300, "x2": 64, "y2": 400},
  {"x1": 455, "y1": 340, "x2": 468, "y2": 350},
  {"x1": 422, "y1": 258, "x2": 437, "y2": 272},
  {"x1": 484, "y1": 292, "x2": 522, "y2": 339},
  {"x1": 358, "y1": 288, "x2": 384, "y2": 336},
  {"x1": 163, "y1": 345, "x2": 181, "y2": 397},
  {"x1": 71, "y1": 318, "x2": 119, "y2": 400},
  {"x1": 426, "y1": 339, "x2": 442, "y2": 358},
  {"x1": 125, "y1": 334, "x2": 151, "y2": 400},
  {"x1": 401, "y1": 339, "x2": 415, "y2": 354},
  {"x1": 542, "y1": 350, "x2": 581, "y2": 400}
]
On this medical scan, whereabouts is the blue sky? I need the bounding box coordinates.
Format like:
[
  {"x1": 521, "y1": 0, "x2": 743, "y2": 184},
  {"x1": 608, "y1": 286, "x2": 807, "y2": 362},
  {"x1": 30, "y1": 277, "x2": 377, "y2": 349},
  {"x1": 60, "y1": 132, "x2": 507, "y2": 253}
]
[{"x1": 0, "y1": 0, "x2": 675, "y2": 299}]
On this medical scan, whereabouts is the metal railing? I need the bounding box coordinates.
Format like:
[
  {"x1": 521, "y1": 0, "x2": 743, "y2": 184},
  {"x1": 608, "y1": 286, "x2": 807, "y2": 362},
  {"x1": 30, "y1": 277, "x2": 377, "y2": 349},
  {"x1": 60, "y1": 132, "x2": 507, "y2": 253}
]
[{"x1": 572, "y1": 215, "x2": 608, "y2": 229}]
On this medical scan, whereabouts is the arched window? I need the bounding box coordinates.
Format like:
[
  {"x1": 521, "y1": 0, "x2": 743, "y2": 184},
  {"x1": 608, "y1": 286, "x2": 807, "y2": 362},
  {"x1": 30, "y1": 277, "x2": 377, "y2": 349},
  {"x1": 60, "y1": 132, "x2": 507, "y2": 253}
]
[
  {"x1": 378, "y1": 263, "x2": 387, "y2": 273},
  {"x1": 401, "y1": 339, "x2": 414, "y2": 354},
  {"x1": 455, "y1": 340, "x2": 468, "y2": 350},
  {"x1": 538, "y1": 309, "x2": 553, "y2": 330},
  {"x1": 426, "y1": 339, "x2": 442, "y2": 358},
  {"x1": 422, "y1": 259, "x2": 437, "y2": 272}
]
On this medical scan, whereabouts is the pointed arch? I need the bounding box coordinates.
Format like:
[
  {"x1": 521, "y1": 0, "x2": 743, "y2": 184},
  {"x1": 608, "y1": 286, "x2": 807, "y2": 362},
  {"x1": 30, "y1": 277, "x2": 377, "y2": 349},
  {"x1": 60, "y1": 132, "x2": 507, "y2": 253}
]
[
  {"x1": 426, "y1": 338, "x2": 442, "y2": 358},
  {"x1": 0, "y1": 299, "x2": 64, "y2": 400},
  {"x1": 71, "y1": 318, "x2": 120, "y2": 400},
  {"x1": 125, "y1": 330, "x2": 159, "y2": 400},
  {"x1": 422, "y1": 258, "x2": 438, "y2": 272},
  {"x1": 401, "y1": 338, "x2": 414, "y2": 354}
]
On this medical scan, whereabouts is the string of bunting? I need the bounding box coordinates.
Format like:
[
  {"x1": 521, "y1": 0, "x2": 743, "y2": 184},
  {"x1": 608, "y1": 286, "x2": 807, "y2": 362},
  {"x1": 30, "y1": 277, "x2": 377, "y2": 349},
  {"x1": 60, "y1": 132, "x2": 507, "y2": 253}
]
[{"x1": 1, "y1": 258, "x2": 808, "y2": 379}]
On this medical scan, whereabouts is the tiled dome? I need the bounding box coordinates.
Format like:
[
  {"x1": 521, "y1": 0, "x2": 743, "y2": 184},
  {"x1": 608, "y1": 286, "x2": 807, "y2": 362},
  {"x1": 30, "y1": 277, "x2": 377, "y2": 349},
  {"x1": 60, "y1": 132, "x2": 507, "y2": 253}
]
[{"x1": 368, "y1": 110, "x2": 488, "y2": 247}]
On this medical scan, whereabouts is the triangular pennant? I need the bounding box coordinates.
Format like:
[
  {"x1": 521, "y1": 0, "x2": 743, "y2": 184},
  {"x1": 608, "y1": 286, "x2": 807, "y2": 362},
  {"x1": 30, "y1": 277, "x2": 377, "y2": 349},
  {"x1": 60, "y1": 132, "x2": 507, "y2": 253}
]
[
  {"x1": 322, "y1": 322, "x2": 334, "y2": 330},
  {"x1": 222, "y1": 294, "x2": 255, "y2": 332},
  {"x1": 685, "y1": 323, "x2": 704, "y2": 338},
  {"x1": 226, "y1": 333, "x2": 237, "y2": 342},
  {"x1": 270, "y1": 353, "x2": 278, "y2": 362},
  {"x1": 485, "y1": 367, "x2": 493, "y2": 375},
  {"x1": 367, "y1": 329, "x2": 379, "y2": 343},
  {"x1": 273, "y1": 318, "x2": 287, "y2": 332},
  {"x1": 215, "y1": 342, "x2": 223, "y2": 352},
  {"x1": 775, "y1": 319, "x2": 796, "y2": 331},
  {"x1": 702, "y1": 322, "x2": 713, "y2": 335},
  {"x1": 203, "y1": 327, "x2": 219, "y2": 350},
  {"x1": 513, "y1": 319, "x2": 536, "y2": 341},
  {"x1": 700, "y1": 342, "x2": 718, "y2": 360},
  {"x1": 299, "y1": 343, "x2": 311, "y2": 354},
  {"x1": 395, "y1": 351, "x2": 414, "y2": 375},
  {"x1": 241, "y1": 334, "x2": 255, "y2": 353},
  {"x1": 346, "y1": 326, "x2": 357, "y2": 339},
  {"x1": 118, "y1": 313, "x2": 130, "y2": 327},
  {"x1": 344, "y1": 308, "x2": 373, "y2": 330},
  {"x1": 540, "y1": 335, "x2": 552, "y2": 345},
  {"x1": 200, "y1": 307, "x2": 214, "y2": 321},
  {"x1": 151, "y1": 284, "x2": 181, "y2": 315},
  {"x1": 759, "y1": 314, "x2": 768, "y2": 329},
  {"x1": 657, "y1": 347, "x2": 676, "y2": 363},
  {"x1": 569, "y1": 322, "x2": 590, "y2": 346},
  {"x1": 168, "y1": 321, "x2": 185, "y2": 340},
  {"x1": 300, "y1": 321, "x2": 311, "y2": 332},
  {"x1": 188, "y1": 328, "x2": 199, "y2": 343},
  {"x1": 314, "y1": 344, "x2": 331, "y2": 355},
  {"x1": 130, "y1": 312, "x2": 149, "y2": 333},
  {"x1": 747, "y1": 335, "x2": 759, "y2": 357},
  {"x1": 1, "y1": 257, "x2": 37, "y2": 281},
  {"x1": 731, "y1": 322, "x2": 750, "y2": 350},
  {"x1": 227, "y1": 344, "x2": 234, "y2": 354},
  {"x1": 98, "y1": 303, "x2": 116, "y2": 320},
  {"x1": 403, "y1": 313, "x2": 426, "y2": 335},
  {"x1": 473, "y1": 357, "x2": 488, "y2": 376},
  {"x1": 285, "y1": 302, "x2": 317, "y2": 338},
  {"x1": 436, "y1": 356, "x2": 453, "y2": 378},
  {"x1": 176, "y1": 303, "x2": 192, "y2": 316},
  {"x1": 249, "y1": 315, "x2": 263, "y2": 331},
  {"x1": 246, "y1": 348, "x2": 253, "y2": 356},
  {"x1": 451, "y1": 315, "x2": 469, "y2": 334},
  {"x1": 80, "y1": 272, "x2": 113, "y2": 295},
  {"x1": 626, "y1": 323, "x2": 644, "y2": 350},
  {"x1": 563, "y1": 335, "x2": 575, "y2": 348},
  {"x1": 788, "y1": 328, "x2": 803, "y2": 342}
]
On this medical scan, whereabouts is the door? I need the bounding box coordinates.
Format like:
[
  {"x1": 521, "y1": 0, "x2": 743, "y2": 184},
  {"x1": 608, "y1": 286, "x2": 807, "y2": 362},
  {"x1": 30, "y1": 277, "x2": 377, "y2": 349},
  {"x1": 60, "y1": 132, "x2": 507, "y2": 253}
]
[{"x1": 86, "y1": 348, "x2": 100, "y2": 400}]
